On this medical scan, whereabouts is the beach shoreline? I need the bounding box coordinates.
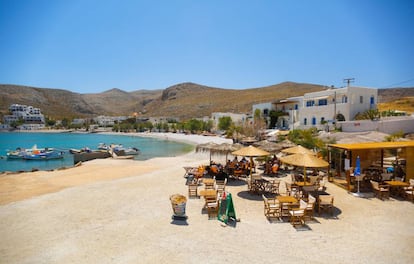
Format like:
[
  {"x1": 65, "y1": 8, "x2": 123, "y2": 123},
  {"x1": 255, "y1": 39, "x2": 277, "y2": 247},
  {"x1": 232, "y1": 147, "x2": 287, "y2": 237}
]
[{"x1": 1, "y1": 131, "x2": 413, "y2": 263}]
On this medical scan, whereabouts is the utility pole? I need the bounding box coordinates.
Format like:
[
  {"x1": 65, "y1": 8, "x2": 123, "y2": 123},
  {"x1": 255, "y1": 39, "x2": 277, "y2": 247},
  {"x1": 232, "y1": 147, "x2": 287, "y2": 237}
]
[
  {"x1": 343, "y1": 78, "x2": 355, "y2": 87},
  {"x1": 333, "y1": 91, "x2": 337, "y2": 129}
]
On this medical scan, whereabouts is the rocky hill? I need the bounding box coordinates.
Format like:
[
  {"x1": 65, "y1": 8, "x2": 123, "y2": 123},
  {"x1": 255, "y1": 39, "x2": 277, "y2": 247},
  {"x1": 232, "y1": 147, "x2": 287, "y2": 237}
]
[
  {"x1": 1, "y1": 83, "x2": 413, "y2": 120},
  {"x1": 0, "y1": 82, "x2": 325, "y2": 120}
]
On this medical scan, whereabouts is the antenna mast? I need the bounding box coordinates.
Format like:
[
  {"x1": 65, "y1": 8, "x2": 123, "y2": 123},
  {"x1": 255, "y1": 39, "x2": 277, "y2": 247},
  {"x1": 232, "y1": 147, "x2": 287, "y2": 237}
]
[{"x1": 343, "y1": 78, "x2": 355, "y2": 87}]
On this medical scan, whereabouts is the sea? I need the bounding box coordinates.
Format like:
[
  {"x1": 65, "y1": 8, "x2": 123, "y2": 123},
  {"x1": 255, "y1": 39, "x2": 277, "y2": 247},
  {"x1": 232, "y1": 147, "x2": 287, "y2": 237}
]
[{"x1": 0, "y1": 132, "x2": 193, "y2": 172}]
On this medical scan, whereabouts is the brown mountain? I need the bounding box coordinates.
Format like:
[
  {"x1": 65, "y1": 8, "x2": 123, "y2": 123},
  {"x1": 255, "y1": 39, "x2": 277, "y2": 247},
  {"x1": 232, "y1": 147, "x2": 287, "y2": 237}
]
[
  {"x1": 0, "y1": 82, "x2": 325, "y2": 120},
  {"x1": 1, "y1": 83, "x2": 413, "y2": 120}
]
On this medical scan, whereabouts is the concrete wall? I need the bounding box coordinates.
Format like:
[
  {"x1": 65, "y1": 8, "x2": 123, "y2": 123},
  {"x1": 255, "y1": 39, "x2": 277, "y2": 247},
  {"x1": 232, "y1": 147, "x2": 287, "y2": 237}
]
[{"x1": 339, "y1": 117, "x2": 414, "y2": 134}]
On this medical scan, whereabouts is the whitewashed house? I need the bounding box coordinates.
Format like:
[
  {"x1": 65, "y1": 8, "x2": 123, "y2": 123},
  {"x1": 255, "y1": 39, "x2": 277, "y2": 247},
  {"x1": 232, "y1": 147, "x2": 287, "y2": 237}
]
[{"x1": 252, "y1": 86, "x2": 378, "y2": 131}]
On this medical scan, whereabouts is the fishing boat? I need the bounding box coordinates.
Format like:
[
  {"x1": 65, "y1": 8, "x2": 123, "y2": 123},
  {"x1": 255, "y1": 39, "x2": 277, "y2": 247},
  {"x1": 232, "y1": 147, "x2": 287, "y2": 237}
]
[
  {"x1": 6, "y1": 145, "x2": 56, "y2": 159},
  {"x1": 6, "y1": 148, "x2": 26, "y2": 159},
  {"x1": 97, "y1": 143, "x2": 140, "y2": 156},
  {"x1": 23, "y1": 149, "x2": 64, "y2": 160}
]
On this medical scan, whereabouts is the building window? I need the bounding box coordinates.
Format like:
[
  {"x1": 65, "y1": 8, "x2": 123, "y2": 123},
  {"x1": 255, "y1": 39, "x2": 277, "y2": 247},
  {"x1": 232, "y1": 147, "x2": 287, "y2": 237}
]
[
  {"x1": 321, "y1": 117, "x2": 325, "y2": 124},
  {"x1": 318, "y1": 99, "x2": 327, "y2": 106},
  {"x1": 304, "y1": 118, "x2": 307, "y2": 125},
  {"x1": 342, "y1": 95, "x2": 348, "y2": 103},
  {"x1": 295, "y1": 104, "x2": 298, "y2": 110},
  {"x1": 306, "y1": 100, "x2": 314, "y2": 107},
  {"x1": 370, "y1": 96, "x2": 375, "y2": 104},
  {"x1": 312, "y1": 117, "x2": 316, "y2": 125},
  {"x1": 360, "y1": 96, "x2": 363, "y2": 104}
]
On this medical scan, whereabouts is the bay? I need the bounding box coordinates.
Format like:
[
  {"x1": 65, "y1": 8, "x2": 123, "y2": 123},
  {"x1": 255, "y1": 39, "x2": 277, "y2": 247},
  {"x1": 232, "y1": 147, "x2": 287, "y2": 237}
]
[{"x1": 0, "y1": 132, "x2": 193, "y2": 172}]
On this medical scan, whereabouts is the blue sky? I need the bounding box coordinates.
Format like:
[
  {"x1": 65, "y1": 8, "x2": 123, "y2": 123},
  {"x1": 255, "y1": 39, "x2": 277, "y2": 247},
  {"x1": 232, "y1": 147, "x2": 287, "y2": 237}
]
[{"x1": 0, "y1": 0, "x2": 413, "y2": 93}]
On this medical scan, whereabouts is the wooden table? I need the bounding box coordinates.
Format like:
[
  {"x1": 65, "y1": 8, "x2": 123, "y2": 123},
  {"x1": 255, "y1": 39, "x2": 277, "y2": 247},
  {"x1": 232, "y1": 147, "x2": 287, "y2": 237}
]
[
  {"x1": 277, "y1": 195, "x2": 298, "y2": 203},
  {"x1": 203, "y1": 178, "x2": 215, "y2": 185},
  {"x1": 385, "y1": 180, "x2": 409, "y2": 197},
  {"x1": 199, "y1": 189, "x2": 217, "y2": 198},
  {"x1": 277, "y1": 196, "x2": 298, "y2": 217},
  {"x1": 295, "y1": 182, "x2": 313, "y2": 187},
  {"x1": 384, "y1": 181, "x2": 409, "y2": 187}
]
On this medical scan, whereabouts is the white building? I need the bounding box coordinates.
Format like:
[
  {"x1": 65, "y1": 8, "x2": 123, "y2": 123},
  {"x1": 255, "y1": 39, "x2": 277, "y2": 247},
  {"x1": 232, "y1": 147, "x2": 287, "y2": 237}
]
[
  {"x1": 298, "y1": 86, "x2": 377, "y2": 130},
  {"x1": 253, "y1": 86, "x2": 378, "y2": 131},
  {"x1": 3, "y1": 104, "x2": 45, "y2": 126}
]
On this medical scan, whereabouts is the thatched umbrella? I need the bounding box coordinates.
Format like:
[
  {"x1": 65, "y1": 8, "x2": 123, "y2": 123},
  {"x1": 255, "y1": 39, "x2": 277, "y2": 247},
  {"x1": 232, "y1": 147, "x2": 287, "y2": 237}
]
[
  {"x1": 253, "y1": 140, "x2": 283, "y2": 154},
  {"x1": 232, "y1": 145, "x2": 270, "y2": 184},
  {"x1": 196, "y1": 142, "x2": 243, "y2": 164},
  {"x1": 216, "y1": 143, "x2": 243, "y2": 162},
  {"x1": 279, "y1": 153, "x2": 329, "y2": 182},
  {"x1": 195, "y1": 142, "x2": 219, "y2": 164},
  {"x1": 281, "y1": 145, "x2": 316, "y2": 155}
]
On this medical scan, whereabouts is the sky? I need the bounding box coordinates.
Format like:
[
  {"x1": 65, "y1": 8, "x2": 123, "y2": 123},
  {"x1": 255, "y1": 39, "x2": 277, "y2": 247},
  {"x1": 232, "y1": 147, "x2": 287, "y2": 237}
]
[{"x1": 0, "y1": 0, "x2": 413, "y2": 93}]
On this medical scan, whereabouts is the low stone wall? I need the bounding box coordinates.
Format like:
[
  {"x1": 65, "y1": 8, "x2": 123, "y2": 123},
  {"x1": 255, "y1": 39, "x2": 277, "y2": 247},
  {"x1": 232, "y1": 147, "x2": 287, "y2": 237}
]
[{"x1": 339, "y1": 117, "x2": 414, "y2": 134}]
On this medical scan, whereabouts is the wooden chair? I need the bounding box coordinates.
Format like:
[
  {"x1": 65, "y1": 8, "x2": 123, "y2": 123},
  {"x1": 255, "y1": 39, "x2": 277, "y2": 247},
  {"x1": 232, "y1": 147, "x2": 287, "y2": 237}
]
[
  {"x1": 404, "y1": 179, "x2": 414, "y2": 202},
  {"x1": 206, "y1": 195, "x2": 219, "y2": 219},
  {"x1": 380, "y1": 172, "x2": 393, "y2": 181},
  {"x1": 305, "y1": 194, "x2": 316, "y2": 220},
  {"x1": 204, "y1": 179, "x2": 215, "y2": 190},
  {"x1": 267, "y1": 180, "x2": 280, "y2": 195},
  {"x1": 286, "y1": 182, "x2": 300, "y2": 198},
  {"x1": 289, "y1": 199, "x2": 307, "y2": 227},
  {"x1": 215, "y1": 178, "x2": 227, "y2": 197},
  {"x1": 318, "y1": 176, "x2": 328, "y2": 192},
  {"x1": 318, "y1": 195, "x2": 334, "y2": 216},
  {"x1": 262, "y1": 194, "x2": 281, "y2": 221},
  {"x1": 370, "y1": 180, "x2": 390, "y2": 200},
  {"x1": 188, "y1": 182, "x2": 198, "y2": 198}
]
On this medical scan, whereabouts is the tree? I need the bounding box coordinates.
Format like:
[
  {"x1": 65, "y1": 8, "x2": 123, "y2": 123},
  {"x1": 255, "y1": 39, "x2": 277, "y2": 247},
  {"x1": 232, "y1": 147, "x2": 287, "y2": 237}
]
[
  {"x1": 218, "y1": 116, "x2": 233, "y2": 131},
  {"x1": 336, "y1": 113, "x2": 345, "y2": 122},
  {"x1": 287, "y1": 128, "x2": 325, "y2": 152},
  {"x1": 269, "y1": 110, "x2": 286, "y2": 128},
  {"x1": 254, "y1": 109, "x2": 266, "y2": 131}
]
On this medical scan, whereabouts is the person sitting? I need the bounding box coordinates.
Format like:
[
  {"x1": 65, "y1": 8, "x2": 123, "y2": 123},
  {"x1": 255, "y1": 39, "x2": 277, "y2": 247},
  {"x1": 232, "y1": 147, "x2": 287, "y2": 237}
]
[{"x1": 271, "y1": 163, "x2": 279, "y2": 175}]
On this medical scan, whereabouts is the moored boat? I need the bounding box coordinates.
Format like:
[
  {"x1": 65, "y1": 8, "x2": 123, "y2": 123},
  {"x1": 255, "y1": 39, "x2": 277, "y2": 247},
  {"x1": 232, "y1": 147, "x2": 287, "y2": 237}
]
[
  {"x1": 23, "y1": 149, "x2": 64, "y2": 160},
  {"x1": 6, "y1": 145, "x2": 55, "y2": 159},
  {"x1": 97, "y1": 143, "x2": 140, "y2": 155}
]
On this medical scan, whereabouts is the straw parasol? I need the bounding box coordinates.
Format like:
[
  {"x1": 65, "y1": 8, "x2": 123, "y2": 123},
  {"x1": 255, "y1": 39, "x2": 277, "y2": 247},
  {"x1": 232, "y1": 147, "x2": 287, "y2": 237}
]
[
  {"x1": 195, "y1": 142, "x2": 219, "y2": 164},
  {"x1": 281, "y1": 145, "x2": 316, "y2": 155},
  {"x1": 232, "y1": 145, "x2": 270, "y2": 184},
  {"x1": 279, "y1": 153, "x2": 329, "y2": 182},
  {"x1": 253, "y1": 140, "x2": 283, "y2": 154},
  {"x1": 196, "y1": 142, "x2": 243, "y2": 164},
  {"x1": 216, "y1": 143, "x2": 243, "y2": 161}
]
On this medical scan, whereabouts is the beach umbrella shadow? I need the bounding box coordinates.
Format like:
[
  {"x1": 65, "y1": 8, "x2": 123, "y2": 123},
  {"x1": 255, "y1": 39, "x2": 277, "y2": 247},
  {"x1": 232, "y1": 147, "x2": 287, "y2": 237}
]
[{"x1": 236, "y1": 190, "x2": 263, "y2": 201}]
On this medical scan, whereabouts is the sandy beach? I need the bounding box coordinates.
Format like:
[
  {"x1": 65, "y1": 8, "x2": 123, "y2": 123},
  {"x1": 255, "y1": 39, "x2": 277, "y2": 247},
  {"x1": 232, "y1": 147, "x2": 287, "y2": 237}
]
[{"x1": 0, "y1": 132, "x2": 413, "y2": 263}]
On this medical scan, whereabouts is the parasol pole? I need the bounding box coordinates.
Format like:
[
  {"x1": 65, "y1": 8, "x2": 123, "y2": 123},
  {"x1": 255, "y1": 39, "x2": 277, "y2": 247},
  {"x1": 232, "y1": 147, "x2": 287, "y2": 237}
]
[
  {"x1": 250, "y1": 156, "x2": 253, "y2": 187},
  {"x1": 303, "y1": 166, "x2": 306, "y2": 183}
]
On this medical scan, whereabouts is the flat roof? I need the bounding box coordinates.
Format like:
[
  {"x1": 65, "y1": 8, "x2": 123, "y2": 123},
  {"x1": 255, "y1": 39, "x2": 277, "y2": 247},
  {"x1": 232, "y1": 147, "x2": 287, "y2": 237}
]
[{"x1": 329, "y1": 141, "x2": 414, "y2": 150}]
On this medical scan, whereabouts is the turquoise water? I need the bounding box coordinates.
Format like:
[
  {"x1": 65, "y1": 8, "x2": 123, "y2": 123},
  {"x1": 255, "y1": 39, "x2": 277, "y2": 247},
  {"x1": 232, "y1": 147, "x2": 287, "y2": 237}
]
[{"x1": 0, "y1": 132, "x2": 193, "y2": 172}]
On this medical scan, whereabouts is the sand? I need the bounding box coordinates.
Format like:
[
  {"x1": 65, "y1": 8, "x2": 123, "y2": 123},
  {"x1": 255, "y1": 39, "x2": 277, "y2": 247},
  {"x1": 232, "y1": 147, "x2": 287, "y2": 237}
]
[{"x1": 0, "y1": 132, "x2": 413, "y2": 263}]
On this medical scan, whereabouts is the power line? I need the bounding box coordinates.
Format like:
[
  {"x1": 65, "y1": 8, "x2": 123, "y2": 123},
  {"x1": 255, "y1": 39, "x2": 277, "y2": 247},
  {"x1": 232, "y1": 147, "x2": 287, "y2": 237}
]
[{"x1": 380, "y1": 78, "x2": 414, "y2": 88}]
